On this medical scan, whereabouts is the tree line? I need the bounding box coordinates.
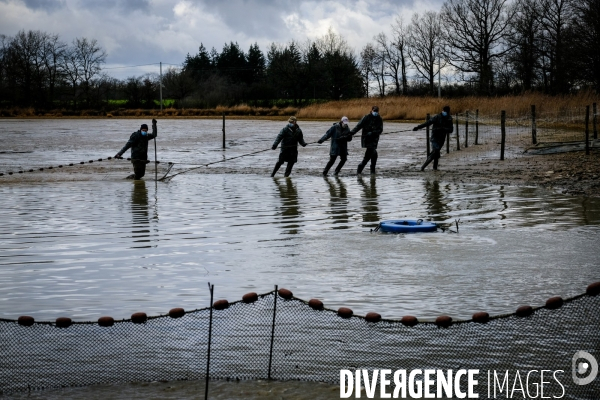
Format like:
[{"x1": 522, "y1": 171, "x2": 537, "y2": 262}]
[{"x1": 0, "y1": 0, "x2": 598, "y2": 111}]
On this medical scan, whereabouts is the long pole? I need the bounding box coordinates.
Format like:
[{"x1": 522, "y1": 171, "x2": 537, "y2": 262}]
[
  {"x1": 475, "y1": 109, "x2": 479, "y2": 145},
  {"x1": 205, "y1": 283, "x2": 214, "y2": 399},
  {"x1": 455, "y1": 114, "x2": 460, "y2": 150},
  {"x1": 154, "y1": 122, "x2": 157, "y2": 181},
  {"x1": 593, "y1": 103, "x2": 597, "y2": 140},
  {"x1": 159, "y1": 62, "x2": 163, "y2": 111},
  {"x1": 438, "y1": 52, "x2": 441, "y2": 98}
]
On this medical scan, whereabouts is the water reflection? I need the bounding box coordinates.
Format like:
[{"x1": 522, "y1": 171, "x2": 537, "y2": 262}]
[
  {"x1": 273, "y1": 177, "x2": 302, "y2": 234},
  {"x1": 324, "y1": 177, "x2": 349, "y2": 229},
  {"x1": 357, "y1": 175, "x2": 379, "y2": 227},
  {"x1": 423, "y1": 180, "x2": 450, "y2": 222},
  {"x1": 131, "y1": 180, "x2": 152, "y2": 247}
]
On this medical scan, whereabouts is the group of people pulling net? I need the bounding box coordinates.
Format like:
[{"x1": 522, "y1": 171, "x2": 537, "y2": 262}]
[{"x1": 113, "y1": 105, "x2": 455, "y2": 180}]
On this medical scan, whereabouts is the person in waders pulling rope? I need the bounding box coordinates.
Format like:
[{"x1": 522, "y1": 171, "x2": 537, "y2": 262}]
[
  {"x1": 413, "y1": 106, "x2": 453, "y2": 171},
  {"x1": 271, "y1": 116, "x2": 307, "y2": 177},
  {"x1": 317, "y1": 116, "x2": 352, "y2": 175},
  {"x1": 349, "y1": 106, "x2": 383, "y2": 175},
  {"x1": 115, "y1": 119, "x2": 157, "y2": 179}
]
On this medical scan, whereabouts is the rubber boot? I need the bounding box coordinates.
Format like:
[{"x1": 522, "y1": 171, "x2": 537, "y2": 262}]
[
  {"x1": 370, "y1": 151, "x2": 378, "y2": 174},
  {"x1": 433, "y1": 158, "x2": 439, "y2": 170},
  {"x1": 323, "y1": 158, "x2": 335, "y2": 176},
  {"x1": 284, "y1": 162, "x2": 295, "y2": 177},
  {"x1": 334, "y1": 158, "x2": 346, "y2": 175},
  {"x1": 271, "y1": 161, "x2": 283, "y2": 177},
  {"x1": 357, "y1": 163, "x2": 365, "y2": 175},
  {"x1": 421, "y1": 156, "x2": 433, "y2": 171}
]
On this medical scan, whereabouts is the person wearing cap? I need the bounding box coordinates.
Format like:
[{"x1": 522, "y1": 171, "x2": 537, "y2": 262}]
[
  {"x1": 115, "y1": 119, "x2": 158, "y2": 179},
  {"x1": 413, "y1": 105, "x2": 453, "y2": 171},
  {"x1": 271, "y1": 116, "x2": 307, "y2": 177},
  {"x1": 349, "y1": 106, "x2": 383, "y2": 174},
  {"x1": 317, "y1": 116, "x2": 352, "y2": 175}
]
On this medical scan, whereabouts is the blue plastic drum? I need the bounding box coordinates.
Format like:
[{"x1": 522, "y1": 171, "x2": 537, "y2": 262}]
[{"x1": 378, "y1": 219, "x2": 437, "y2": 233}]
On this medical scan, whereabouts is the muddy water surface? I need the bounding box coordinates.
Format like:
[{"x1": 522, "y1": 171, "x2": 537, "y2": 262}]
[{"x1": 1, "y1": 119, "x2": 599, "y2": 399}]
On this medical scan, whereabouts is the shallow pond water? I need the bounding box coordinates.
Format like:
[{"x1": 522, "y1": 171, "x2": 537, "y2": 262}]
[{"x1": 1, "y1": 119, "x2": 599, "y2": 399}]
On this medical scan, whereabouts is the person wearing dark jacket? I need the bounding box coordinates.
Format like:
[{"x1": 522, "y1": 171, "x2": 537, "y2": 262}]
[
  {"x1": 349, "y1": 106, "x2": 383, "y2": 174},
  {"x1": 271, "y1": 116, "x2": 307, "y2": 177},
  {"x1": 413, "y1": 106, "x2": 453, "y2": 171},
  {"x1": 115, "y1": 119, "x2": 157, "y2": 179},
  {"x1": 318, "y1": 116, "x2": 352, "y2": 175}
]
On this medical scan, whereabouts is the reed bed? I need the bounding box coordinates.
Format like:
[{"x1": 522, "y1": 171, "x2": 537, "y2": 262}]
[{"x1": 297, "y1": 92, "x2": 599, "y2": 121}]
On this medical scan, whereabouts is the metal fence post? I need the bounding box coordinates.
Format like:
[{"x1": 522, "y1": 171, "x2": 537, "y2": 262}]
[
  {"x1": 531, "y1": 105, "x2": 537, "y2": 144},
  {"x1": 585, "y1": 105, "x2": 590, "y2": 155},
  {"x1": 222, "y1": 113, "x2": 226, "y2": 149},
  {"x1": 205, "y1": 283, "x2": 215, "y2": 400},
  {"x1": 501, "y1": 111, "x2": 506, "y2": 161},
  {"x1": 455, "y1": 114, "x2": 460, "y2": 150},
  {"x1": 268, "y1": 285, "x2": 278, "y2": 380},
  {"x1": 426, "y1": 113, "x2": 430, "y2": 156},
  {"x1": 475, "y1": 109, "x2": 479, "y2": 145},
  {"x1": 465, "y1": 111, "x2": 469, "y2": 148}
]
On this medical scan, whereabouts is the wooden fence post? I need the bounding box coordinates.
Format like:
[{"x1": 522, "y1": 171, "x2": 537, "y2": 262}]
[
  {"x1": 585, "y1": 105, "x2": 590, "y2": 155},
  {"x1": 501, "y1": 111, "x2": 506, "y2": 160},
  {"x1": 455, "y1": 113, "x2": 460, "y2": 150},
  {"x1": 222, "y1": 113, "x2": 226, "y2": 149},
  {"x1": 465, "y1": 111, "x2": 469, "y2": 148},
  {"x1": 531, "y1": 105, "x2": 537, "y2": 145},
  {"x1": 475, "y1": 109, "x2": 479, "y2": 145},
  {"x1": 426, "y1": 113, "x2": 430, "y2": 156},
  {"x1": 593, "y1": 102, "x2": 597, "y2": 140}
]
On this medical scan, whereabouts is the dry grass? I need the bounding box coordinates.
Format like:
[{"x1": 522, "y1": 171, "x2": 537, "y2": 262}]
[
  {"x1": 1, "y1": 92, "x2": 597, "y2": 120},
  {"x1": 297, "y1": 92, "x2": 600, "y2": 121}
]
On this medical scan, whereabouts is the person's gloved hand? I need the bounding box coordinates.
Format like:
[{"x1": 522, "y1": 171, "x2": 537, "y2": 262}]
[
  {"x1": 271, "y1": 145, "x2": 277, "y2": 150},
  {"x1": 413, "y1": 127, "x2": 419, "y2": 131},
  {"x1": 114, "y1": 153, "x2": 122, "y2": 159},
  {"x1": 152, "y1": 119, "x2": 157, "y2": 125},
  {"x1": 301, "y1": 143, "x2": 307, "y2": 147},
  {"x1": 318, "y1": 139, "x2": 324, "y2": 144}
]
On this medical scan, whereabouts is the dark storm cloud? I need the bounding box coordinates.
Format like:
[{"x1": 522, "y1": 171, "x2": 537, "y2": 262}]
[
  {"x1": 78, "y1": 0, "x2": 150, "y2": 14},
  {"x1": 22, "y1": 0, "x2": 65, "y2": 12}
]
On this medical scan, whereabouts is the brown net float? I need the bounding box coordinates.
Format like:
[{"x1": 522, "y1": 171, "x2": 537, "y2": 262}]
[
  {"x1": 278, "y1": 288, "x2": 293, "y2": 299},
  {"x1": 337, "y1": 307, "x2": 353, "y2": 319},
  {"x1": 545, "y1": 296, "x2": 564, "y2": 309},
  {"x1": 17, "y1": 316, "x2": 34, "y2": 327},
  {"x1": 401, "y1": 315, "x2": 419, "y2": 327},
  {"x1": 168, "y1": 308, "x2": 185, "y2": 318},
  {"x1": 55, "y1": 317, "x2": 72, "y2": 328},
  {"x1": 308, "y1": 299, "x2": 323, "y2": 310},
  {"x1": 435, "y1": 315, "x2": 452, "y2": 328},
  {"x1": 242, "y1": 292, "x2": 258, "y2": 304},
  {"x1": 365, "y1": 312, "x2": 381, "y2": 323},
  {"x1": 516, "y1": 305, "x2": 533, "y2": 317},
  {"x1": 98, "y1": 316, "x2": 114, "y2": 327},
  {"x1": 131, "y1": 312, "x2": 147, "y2": 324},
  {"x1": 213, "y1": 300, "x2": 229, "y2": 310}
]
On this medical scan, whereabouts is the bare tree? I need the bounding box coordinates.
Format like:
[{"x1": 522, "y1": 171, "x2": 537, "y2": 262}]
[
  {"x1": 538, "y1": 0, "x2": 575, "y2": 94},
  {"x1": 441, "y1": 0, "x2": 514, "y2": 94},
  {"x1": 73, "y1": 38, "x2": 106, "y2": 106},
  {"x1": 507, "y1": 0, "x2": 543, "y2": 91},
  {"x1": 390, "y1": 16, "x2": 410, "y2": 95},
  {"x1": 571, "y1": 0, "x2": 600, "y2": 91},
  {"x1": 407, "y1": 11, "x2": 445, "y2": 95}
]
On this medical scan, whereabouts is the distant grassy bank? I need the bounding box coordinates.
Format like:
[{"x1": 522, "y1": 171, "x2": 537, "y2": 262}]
[{"x1": 1, "y1": 92, "x2": 597, "y2": 121}]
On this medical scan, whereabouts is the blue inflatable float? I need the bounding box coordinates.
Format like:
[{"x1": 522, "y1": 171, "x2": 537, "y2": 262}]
[{"x1": 378, "y1": 219, "x2": 437, "y2": 233}]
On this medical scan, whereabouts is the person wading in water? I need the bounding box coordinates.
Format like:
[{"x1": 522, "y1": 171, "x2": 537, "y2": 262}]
[
  {"x1": 349, "y1": 106, "x2": 383, "y2": 175},
  {"x1": 413, "y1": 106, "x2": 453, "y2": 171},
  {"x1": 271, "y1": 116, "x2": 307, "y2": 177},
  {"x1": 115, "y1": 119, "x2": 157, "y2": 179},
  {"x1": 317, "y1": 116, "x2": 352, "y2": 176}
]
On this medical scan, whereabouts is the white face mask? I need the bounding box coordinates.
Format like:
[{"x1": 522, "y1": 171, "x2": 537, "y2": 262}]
[{"x1": 442, "y1": 111, "x2": 448, "y2": 117}]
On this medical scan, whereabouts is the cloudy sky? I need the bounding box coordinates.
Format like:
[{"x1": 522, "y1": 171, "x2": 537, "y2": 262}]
[{"x1": 0, "y1": 0, "x2": 443, "y2": 79}]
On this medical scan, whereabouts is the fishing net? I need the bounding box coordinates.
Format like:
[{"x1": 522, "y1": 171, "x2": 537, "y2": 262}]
[{"x1": 1, "y1": 286, "x2": 599, "y2": 399}]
